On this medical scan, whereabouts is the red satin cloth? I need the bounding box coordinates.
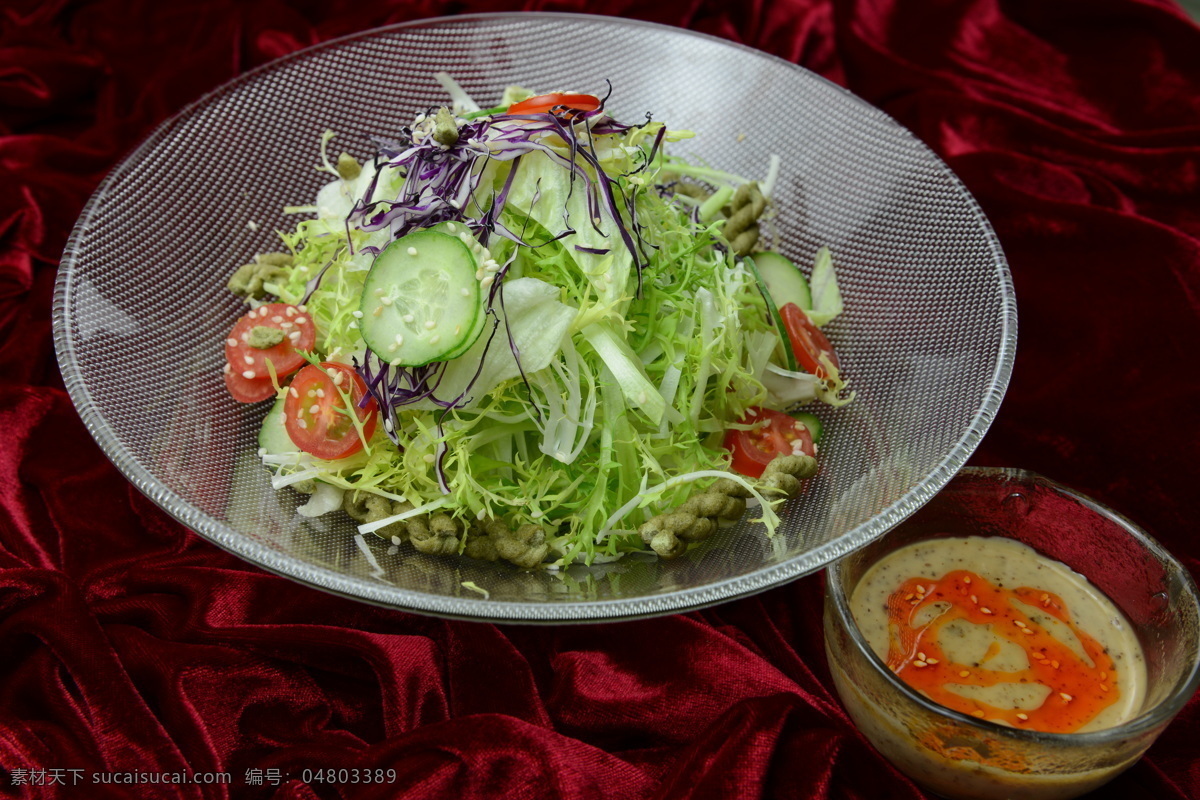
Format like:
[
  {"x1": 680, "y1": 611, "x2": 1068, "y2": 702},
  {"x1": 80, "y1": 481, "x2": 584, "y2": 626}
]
[{"x1": 2, "y1": 1, "x2": 1199, "y2": 798}]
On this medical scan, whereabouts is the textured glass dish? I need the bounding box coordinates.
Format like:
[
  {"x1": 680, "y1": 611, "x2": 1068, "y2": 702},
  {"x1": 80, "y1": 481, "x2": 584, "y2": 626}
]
[
  {"x1": 825, "y1": 468, "x2": 1200, "y2": 800},
  {"x1": 53, "y1": 14, "x2": 1016, "y2": 622}
]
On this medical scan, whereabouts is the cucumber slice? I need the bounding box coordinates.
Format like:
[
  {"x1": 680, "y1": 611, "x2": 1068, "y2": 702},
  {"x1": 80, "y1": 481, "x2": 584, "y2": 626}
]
[
  {"x1": 258, "y1": 396, "x2": 297, "y2": 454},
  {"x1": 744, "y1": 255, "x2": 798, "y2": 372},
  {"x1": 425, "y1": 222, "x2": 490, "y2": 360},
  {"x1": 754, "y1": 251, "x2": 812, "y2": 311},
  {"x1": 360, "y1": 230, "x2": 483, "y2": 366},
  {"x1": 791, "y1": 411, "x2": 824, "y2": 443}
]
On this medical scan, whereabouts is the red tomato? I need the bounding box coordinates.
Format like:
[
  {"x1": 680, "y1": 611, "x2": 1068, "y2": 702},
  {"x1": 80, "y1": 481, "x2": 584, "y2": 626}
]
[
  {"x1": 723, "y1": 407, "x2": 815, "y2": 479},
  {"x1": 224, "y1": 303, "x2": 315, "y2": 383},
  {"x1": 780, "y1": 303, "x2": 840, "y2": 379},
  {"x1": 283, "y1": 362, "x2": 378, "y2": 460},
  {"x1": 507, "y1": 93, "x2": 601, "y2": 117},
  {"x1": 224, "y1": 364, "x2": 277, "y2": 403}
]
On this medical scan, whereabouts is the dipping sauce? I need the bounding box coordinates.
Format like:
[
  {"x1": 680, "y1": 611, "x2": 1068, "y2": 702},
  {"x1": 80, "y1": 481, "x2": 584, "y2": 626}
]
[{"x1": 850, "y1": 536, "x2": 1146, "y2": 733}]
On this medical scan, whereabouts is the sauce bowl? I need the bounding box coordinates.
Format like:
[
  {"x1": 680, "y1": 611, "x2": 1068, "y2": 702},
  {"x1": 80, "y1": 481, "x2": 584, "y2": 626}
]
[{"x1": 824, "y1": 467, "x2": 1200, "y2": 800}]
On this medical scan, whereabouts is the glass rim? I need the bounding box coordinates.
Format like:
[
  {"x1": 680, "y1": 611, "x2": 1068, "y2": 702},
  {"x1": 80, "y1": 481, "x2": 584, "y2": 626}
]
[{"x1": 826, "y1": 466, "x2": 1200, "y2": 745}]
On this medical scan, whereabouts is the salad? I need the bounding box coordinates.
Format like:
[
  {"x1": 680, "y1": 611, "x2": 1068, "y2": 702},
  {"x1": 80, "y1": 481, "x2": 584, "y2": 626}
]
[{"x1": 221, "y1": 76, "x2": 851, "y2": 571}]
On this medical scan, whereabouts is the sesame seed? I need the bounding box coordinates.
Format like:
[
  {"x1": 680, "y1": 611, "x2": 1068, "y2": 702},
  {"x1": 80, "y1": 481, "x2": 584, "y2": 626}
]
[
  {"x1": 971, "y1": 595, "x2": 979, "y2": 604},
  {"x1": 1015, "y1": 621, "x2": 1027, "y2": 628},
  {"x1": 403, "y1": 314, "x2": 414, "y2": 323},
  {"x1": 424, "y1": 320, "x2": 436, "y2": 330},
  {"x1": 963, "y1": 576, "x2": 972, "y2": 584},
  {"x1": 972, "y1": 710, "x2": 985, "y2": 718},
  {"x1": 332, "y1": 371, "x2": 344, "y2": 385},
  {"x1": 1051, "y1": 660, "x2": 1060, "y2": 669},
  {"x1": 916, "y1": 585, "x2": 926, "y2": 595},
  {"x1": 918, "y1": 652, "x2": 926, "y2": 661},
  {"x1": 422, "y1": 454, "x2": 435, "y2": 464},
  {"x1": 298, "y1": 305, "x2": 306, "y2": 313},
  {"x1": 243, "y1": 355, "x2": 254, "y2": 365},
  {"x1": 460, "y1": 288, "x2": 471, "y2": 297},
  {"x1": 315, "y1": 389, "x2": 325, "y2": 398},
  {"x1": 429, "y1": 334, "x2": 440, "y2": 345},
  {"x1": 394, "y1": 334, "x2": 405, "y2": 346},
  {"x1": 388, "y1": 344, "x2": 397, "y2": 352},
  {"x1": 381, "y1": 297, "x2": 392, "y2": 305},
  {"x1": 391, "y1": 535, "x2": 402, "y2": 545},
  {"x1": 448, "y1": 199, "x2": 461, "y2": 209},
  {"x1": 912, "y1": 660, "x2": 927, "y2": 668},
  {"x1": 289, "y1": 331, "x2": 301, "y2": 341},
  {"x1": 296, "y1": 317, "x2": 306, "y2": 324},
  {"x1": 905, "y1": 593, "x2": 914, "y2": 601},
  {"x1": 1060, "y1": 693, "x2": 1072, "y2": 702},
  {"x1": 281, "y1": 322, "x2": 293, "y2": 329},
  {"x1": 241, "y1": 333, "x2": 250, "y2": 342},
  {"x1": 1022, "y1": 628, "x2": 1034, "y2": 635},
  {"x1": 959, "y1": 670, "x2": 970, "y2": 678},
  {"x1": 981, "y1": 607, "x2": 993, "y2": 615},
  {"x1": 296, "y1": 418, "x2": 308, "y2": 429},
  {"x1": 242, "y1": 370, "x2": 256, "y2": 379},
  {"x1": 309, "y1": 404, "x2": 320, "y2": 414},
  {"x1": 407, "y1": 247, "x2": 418, "y2": 256},
  {"x1": 226, "y1": 338, "x2": 237, "y2": 347},
  {"x1": 926, "y1": 658, "x2": 939, "y2": 665},
  {"x1": 223, "y1": 363, "x2": 231, "y2": 374},
  {"x1": 352, "y1": 310, "x2": 364, "y2": 318},
  {"x1": 481, "y1": 276, "x2": 495, "y2": 288},
  {"x1": 286, "y1": 307, "x2": 297, "y2": 317},
  {"x1": 272, "y1": 315, "x2": 283, "y2": 323},
  {"x1": 372, "y1": 306, "x2": 383, "y2": 317},
  {"x1": 1016, "y1": 713, "x2": 1029, "y2": 721},
  {"x1": 374, "y1": 288, "x2": 384, "y2": 297},
  {"x1": 1100, "y1": 671, "x2": 1107, "y2": 680},
  {"x1": 289, "y1": 387, "x2": 299, "y2": 398},
  {"x1": 446, "y1": 223, "x2": 456, "y2": 232},
  {"x1": 1101, "y1": 684, "x2": 1109, "y2": 692}
]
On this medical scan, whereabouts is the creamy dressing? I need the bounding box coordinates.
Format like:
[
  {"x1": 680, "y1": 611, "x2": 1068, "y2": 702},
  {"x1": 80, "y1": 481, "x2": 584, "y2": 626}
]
[{"x1": 850, "y1": 536, "x2": 1146, "y2": 732}]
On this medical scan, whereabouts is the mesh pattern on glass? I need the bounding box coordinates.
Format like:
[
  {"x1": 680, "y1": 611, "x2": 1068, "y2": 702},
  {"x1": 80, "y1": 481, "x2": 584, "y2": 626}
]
[{"x1": 53, "y1": 14, "x2": 1016, "y2": 621}]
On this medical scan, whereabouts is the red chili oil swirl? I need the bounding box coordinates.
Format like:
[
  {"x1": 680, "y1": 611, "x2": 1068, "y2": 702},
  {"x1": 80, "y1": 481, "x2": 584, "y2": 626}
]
[{"x1": 885, "y1": 570, "x2": 1119, "y2": 733}]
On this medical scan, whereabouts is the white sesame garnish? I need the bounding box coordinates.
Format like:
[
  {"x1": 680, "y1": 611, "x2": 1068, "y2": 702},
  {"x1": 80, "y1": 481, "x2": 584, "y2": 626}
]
[
  {"x1": 295, "y1": 317, "x2": 306, "y2": 324},
  {"x1": 285, "y1": 307, "x2": 297, "y2": 317},
  {"x1": 381, "y1": 297, "x2": 392, "y2": 306},
  {"x1": 332, "y1": 371, "x2": 344, "y2": 385},
  {"x1": 223, "y1": 363, "x2": 231, "y2": 374},
  {"x1": 424, "y1": 320, "x2": 436, "y2": 330},
  {"x1": 306, "y1": 404, "x2": 318, "y2": 414},
  {"x1": 348, "y1": 321, "x2": 358, "y2": 329},
  {"x1": 297, "y1": 305, "x2": 306, "y2": 313},
  {"x1": 394, "y1": 334, "x2": 405, "y2": 345},
  {"x1": 315, "y1": 389, "x2": 325, "y2": 398},
  {"x1": 280, "y1": 322, "x2": 293, "y2": 329},
  {"x1": 458, "y1": 232, "x2": 472, "y2": 245},
  {"x1": 243, "y1": 355, "x2": 254, "y2": 365},
  {"x1": 422, "y1": 454, "x2": 435, "y2": 463},
  {"x1": 403, "y1": 314, "x2": 414, "y2": 323},
  {"x1": 429, "y1": 335, "x2": 440, "y2": 345},
  {"x1": 388, "y1": 344, "x2": 398, "y2": 353},
  {"x1": 407, "y1": 247, "x2": 418, "y2": 256},
  {"x1": 391, "y1": 535, "x2": 402, "y2": 546},
  {"x1": 242, "y1": 370, "x2": 256, "y2": 379},
  {"x1": 296, "y1": 418, "x2": 308, "y2": 429},
  {"x1": 271, "y1": 315, "x2": 283, "y2": 323},
  {"x1": 352, "y1": 310, "x2": 364, "y2": 318},
  {"x1": 1016, "y1": 713, "x2": 1029, "y2": 722},
  {"x1": 288, "y1": 331, "x2": 301, "y2": 341},
  {"x1": 1060, "y1": 693, "x2": 1073, "y2": 702},
  {"x1": 289, "y1": 387, "x2": 299, "y2": 398},
  {"x1": 448, "y1": 199, "x2": 461, "y2": 209},
  {"x1": 226, "y1": 338, "x2": 237, "y2": 347},
  {"x1": 372, "y1": 306, "x2": 383, "y2": 317},
  {"x1": 481, "y1": 276, "x2": 495, "y2": 289},
  {"x1": 460, "y1": 288, "x2": 470, "y2": 297},
  {"x1": 446, "y1": 223, "x2": 456, "y2": 232}
]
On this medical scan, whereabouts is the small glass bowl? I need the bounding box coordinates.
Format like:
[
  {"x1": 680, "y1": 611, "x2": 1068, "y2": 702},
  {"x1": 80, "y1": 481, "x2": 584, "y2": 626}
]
[{"x1": 824, "y1": 467, "x2": 1200, "y2": 800}]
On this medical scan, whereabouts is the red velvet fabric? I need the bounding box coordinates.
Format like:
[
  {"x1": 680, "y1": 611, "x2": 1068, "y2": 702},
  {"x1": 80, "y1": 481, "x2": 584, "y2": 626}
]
[{"x1": 2, "y1": 1, "x2": 1199, "y2": 797}]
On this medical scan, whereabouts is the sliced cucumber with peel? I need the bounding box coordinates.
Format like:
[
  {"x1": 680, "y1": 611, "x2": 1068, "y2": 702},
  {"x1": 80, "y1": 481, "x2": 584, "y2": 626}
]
[
  {"x1": 791, "y1": 411, "x2": 824, "y2": 443},
  {"x1": 360, "y1": 230, "x2": 483, "y2": 366},
  {"x1": 754, "y1": 251, "x2": 812, "y2": 311},
  {"x1": 258, "y1": 396, "x2": 298, "y2": 454},
  {"x1": 744, "y1": 255, "x2": 798, "y2": 372},
  {"x1": 425, "y1": 222, "x2": 491, "y2": 360}
]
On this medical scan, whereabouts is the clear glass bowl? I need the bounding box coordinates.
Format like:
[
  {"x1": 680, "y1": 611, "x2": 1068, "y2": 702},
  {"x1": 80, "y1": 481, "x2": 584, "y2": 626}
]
[
  {"x1": 53, "y1": 14, "x2": 1016, "y2": 621},
  {"x1": 824, "y1": 467, "x2": 1200, "y2": 800}
]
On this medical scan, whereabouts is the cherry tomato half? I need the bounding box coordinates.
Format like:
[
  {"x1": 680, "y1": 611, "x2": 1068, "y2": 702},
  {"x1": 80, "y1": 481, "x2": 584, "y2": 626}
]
[
  {"x1": 780, "y1": 303, "x2": 840, "y2": 380},
  {"x1": 283, "y1": 362, "x2": 378, "y2": 460},
  {"x1": 224, "y1": 303, "x2": 316, "y2": 384},
  {"x1": 723, "y1": 407, "x2": 815, "y2": 479},
  {"x1": 224, "y1": 364, "x2": 278, "y2": 403},
  {"x1": 507, "y1": 93, "x2": 601, "y2": 116}
]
